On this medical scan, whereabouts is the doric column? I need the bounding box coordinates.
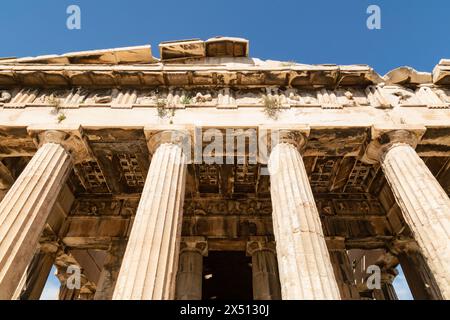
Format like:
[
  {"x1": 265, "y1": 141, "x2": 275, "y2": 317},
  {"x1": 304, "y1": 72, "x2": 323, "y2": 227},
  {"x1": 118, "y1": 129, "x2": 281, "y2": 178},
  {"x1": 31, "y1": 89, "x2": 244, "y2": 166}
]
[
  {"x1": 0, "y1": 161, "x2": 14, "y2": 202},
  {"x1": 113, "y1": 129, "x2": 189, "y2": 300},
  {"x1": 0, "y1": 131, "x2": 72, "y2": 300},
  {"x1": 16, "y1": 187, "x2": 74, "y2": 300},
  {"x1": 372, "y1": 252, "x2": 399, "y2": 300},
  {"x1": 392, "y1": 239, "x2": 442, "y2": 300},
  {"x1": 364, "y1": 126, "x2": 450, "y2": 299},
  {"x1": 246, "y1": 236, "x2": 281, "y2": 300},
  {"x1": 373, "y1": 270, "x2": 398, "y2": 300},
  {"x1": 94, "y1": 241, "x2": 127, "y2": 300},
  {"x1": 175, "y1": 236, "x2": 208, "y2": 300},
  {"x1": 266, "y1": 127, "x2": 341, "y2": 300},
  {"x1": 18, "y1": 246, "x2": 58, "y2": 300},
  {"x1": 327, "y1": 237, "x2": 360, "y2": 300}
]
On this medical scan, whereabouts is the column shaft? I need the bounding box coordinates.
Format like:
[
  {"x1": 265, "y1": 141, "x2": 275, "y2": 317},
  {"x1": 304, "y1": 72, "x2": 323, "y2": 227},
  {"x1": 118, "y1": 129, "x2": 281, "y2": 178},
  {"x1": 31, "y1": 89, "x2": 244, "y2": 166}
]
[
  {"x1": 381, "y1": 144, "x2": 450, "y2": 299},
  {"x1": 269, "y1": 143, "x2": 340, "y2": 299},
  {"x1": 19, "y1": 250, "x2": 55, "y2": 300},
  {"x1": 251, "y1": 250, "x2": 281, "y2": 300},
  {"x1": 0, "y1": 142, "x2": 71, "y2": 299},
  {"x1": 175, "y1": 250, "x2": 203, "y2": 300},
  {"x1": 372, "y1": 271, "x2": 398, "y2": 300},
  {"x1": 398, "y1": 250, "x2": 442, "y2": 299},
  {"x1": 113, "y1": 143, "x2": 187, "y2": 300},
  {"x1": 94, "y1": 241, "x2": 126, "y2": 300},
  {"x1": 329, "y1": 250, "x2": 360, "y2": 299}
]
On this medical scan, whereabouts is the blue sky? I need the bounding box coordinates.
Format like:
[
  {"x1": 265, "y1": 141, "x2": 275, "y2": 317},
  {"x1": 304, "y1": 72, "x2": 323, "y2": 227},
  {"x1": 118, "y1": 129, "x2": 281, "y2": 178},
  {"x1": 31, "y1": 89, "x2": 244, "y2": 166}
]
[
  {"x1": 1, "y1": 0, "x2": 449, "y2": 75},
  {"x1": 4, "y1": 0, "x2": 443, "y2": 300}
]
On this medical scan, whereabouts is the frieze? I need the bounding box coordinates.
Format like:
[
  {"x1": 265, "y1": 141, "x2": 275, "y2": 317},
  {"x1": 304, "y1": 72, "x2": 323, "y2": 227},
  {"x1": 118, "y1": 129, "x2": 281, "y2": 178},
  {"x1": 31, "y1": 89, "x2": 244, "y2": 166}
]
[
  {"x1": 183, "y1": 198, "x2": 273, "y2": 216},
  {"x1": 2, "y1": 85, "x2": 448, "y2": 109},
  {"x1": 365, "y1": 85, "x2": 391, "y2": 109},
  {"x1": 3, "y1": 88, "x2": 39, "y2": 108},
  {"x1": 69, "y1": 197, "x2": 140, "y2": 217},
  {"x1": 84, "y1": 89, "x2": 115, "y2": 104},
  {"x1": 70, "y1": 199, "x2": 122, "y2": 216},
  {"x1": 316, "y1": 198, "x2": 385, "y2": 216},
  {"x1": 0, "y1": 90, "x2": 12, "y2": 103},
  {"x1": 314, "y1": 193, "x2": 385, "y2": 216}
]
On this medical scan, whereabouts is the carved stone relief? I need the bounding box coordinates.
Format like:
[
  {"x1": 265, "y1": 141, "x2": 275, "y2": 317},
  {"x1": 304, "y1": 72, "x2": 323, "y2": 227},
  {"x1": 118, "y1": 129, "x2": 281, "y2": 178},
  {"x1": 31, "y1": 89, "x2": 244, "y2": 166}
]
[
  {"x1": 0, "y1": 90, "x2": 12, "y2": 103},
  {"x1": 2, "y1": 85, "x2": 448, "y2": 109},
  {"x1": 184, "y1": 198, "x2": 272, "y2": 216},
  {"x1": 84, "y1": 89, "x2": 115, "y2": 104},
  {"x1": 69, "y1": 197, "x2": 140, "y2": 217}
]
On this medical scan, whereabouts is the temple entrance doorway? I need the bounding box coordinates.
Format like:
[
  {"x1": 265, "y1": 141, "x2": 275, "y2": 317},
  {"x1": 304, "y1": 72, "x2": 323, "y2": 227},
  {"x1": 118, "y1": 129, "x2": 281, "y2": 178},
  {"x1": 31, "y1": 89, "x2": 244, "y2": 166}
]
[{"x1": 202, "y1": 251, "x2": 253, "y2": 300}]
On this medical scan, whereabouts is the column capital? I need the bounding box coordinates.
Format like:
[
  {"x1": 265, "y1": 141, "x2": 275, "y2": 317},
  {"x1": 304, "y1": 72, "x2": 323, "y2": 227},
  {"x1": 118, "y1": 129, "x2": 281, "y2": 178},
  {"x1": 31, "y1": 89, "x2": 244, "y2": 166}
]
[
  {"x1": 360, "y1": 124, "x2": 426, "y2": 164},
  {"x1": 38, "y1": 226, "x2": 65, "y2": 255},
  {"x1": 375, "y1": 252, "x2": 399, "y2": 271},
  {"x1": 258, "y1": 125, "x2": 310, "y2": 154},
  {"x1": 38, "y1": 241, "x2": 60, "y2": 255},
  {"x1": 246, "y1": 236, "x2": 276, "y2": 256},
  {"x1": 389, "y1": 238, "x2": 421, "y2": 255},
  {"x1": 179, "y1": 236, "x2": 208, "y2": 256},
  {"x1": 144, "y1": 125, "x2": 193, "y2": 155},
  {"x1": 27, "y1": 125, "x2": 92, "y2": 164},
  {"x1": 37, "y1": 130, "x2": 69, "y2": 145}
]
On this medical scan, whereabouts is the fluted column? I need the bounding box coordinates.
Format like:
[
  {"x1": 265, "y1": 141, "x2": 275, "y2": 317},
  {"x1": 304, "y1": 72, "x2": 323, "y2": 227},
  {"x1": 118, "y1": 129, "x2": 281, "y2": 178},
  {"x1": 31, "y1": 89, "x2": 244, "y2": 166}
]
[
  {"x1": 175, "y1": 237, "x2": 207, "y2": 300},
  {"x1": 246, "y1": 237, "x2": 281, "y2": 300},
  {"x1": 327, "y1": 237, "x2": 360, "y2": 300},
  {"x1": 113, "y1": 130, "x2": 188, "y2": 300},
  {"x1": 0, "y1": 161, "x2": 14, "y2": 202},
  {"x1": 18, "y1": 250, "x2": 56, "y2": 300},
  {"x1": 372, "y1": 269, "x2": 398, "y2": 300},
  {"x1": 0, "y1": 131, "x2": 71, "y2": 299},
  {"x1": 394, "y1": 241, "x2": 443, "y2": 300},
  {"x1": 94, "y1": 241, "x2": 127, "y2": 300},
  {"x1": 267, "y1": 129, "x2": 341, "y2": 300},
  {"x1": 374, "y1": 129, "x2": 450, "y2": 299}
]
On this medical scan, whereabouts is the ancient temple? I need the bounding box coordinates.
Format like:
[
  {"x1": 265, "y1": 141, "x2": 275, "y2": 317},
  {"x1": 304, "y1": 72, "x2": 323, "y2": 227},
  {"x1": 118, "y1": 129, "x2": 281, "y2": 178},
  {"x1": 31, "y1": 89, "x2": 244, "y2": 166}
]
[{"x1": 0, "y1": 37, "x2": 449, "y2": 300}]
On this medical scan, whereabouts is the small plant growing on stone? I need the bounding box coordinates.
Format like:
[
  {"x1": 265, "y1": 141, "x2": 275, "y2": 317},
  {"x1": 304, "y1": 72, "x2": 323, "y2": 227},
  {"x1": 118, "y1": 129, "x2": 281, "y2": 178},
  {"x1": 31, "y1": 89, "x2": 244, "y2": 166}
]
[
  {"x1": 261, "y1": 95, "x2": 282, "y2": 119},
  {"x1": 180, "y1": 95, "x2": 192, "y2": 105},
  {"x1": 168, "y1": 104, "x2": 177, "y2": 125},
  {"x1": 57, "y1": 113, "x2": 66, "y2": 123},
  {"x1": 48, "y1": 95, "x2": 62, "y2": 114},
  {"x1": 47, "y1": 94, "x2": 66, "y2": 122},
  {"x1": 156, "y1": 98, "x2": 168, "y2": 118}
]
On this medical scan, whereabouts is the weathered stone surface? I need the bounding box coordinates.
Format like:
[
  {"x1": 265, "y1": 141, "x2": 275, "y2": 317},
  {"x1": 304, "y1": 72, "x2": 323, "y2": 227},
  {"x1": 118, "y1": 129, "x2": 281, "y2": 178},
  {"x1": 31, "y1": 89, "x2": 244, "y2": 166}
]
[
  {"x1": 268, "y1": 136, "x2": 341, "y2": 299},
  {"x1": 175, "y1": 237, "x2": 208, "y2": 300},
  {"x1": 94, "y1": 241, "x2": 127, "y2": 300},
  {"x1": 246, "y1": 237, "x2": 281, "y2": 300},
  {"x1": 113, "y1": 140, "x2": 187, "y2": 300},
  {"x1": 381, "y1": 143, "x2": 450, "y2": 299},
  {"x1": 0, "y1": 142, "x2": 71, "y2": 299},
  {"x1": 2, "y1": 45, "x2": 156, "y2": 65},
  {"x1": 0, "y1": 36, "x2": 449, "y2": 300}
]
